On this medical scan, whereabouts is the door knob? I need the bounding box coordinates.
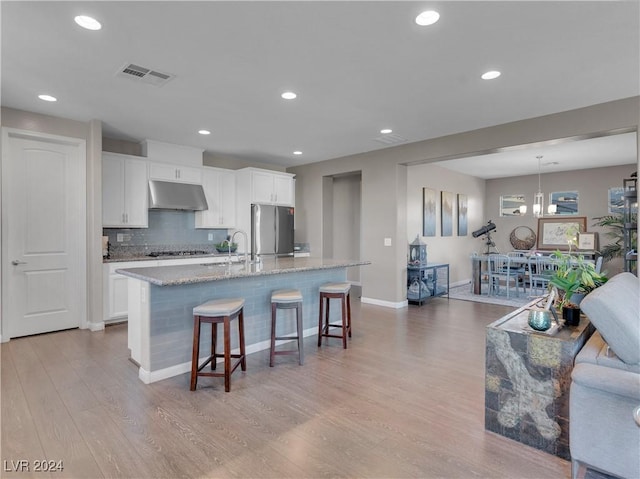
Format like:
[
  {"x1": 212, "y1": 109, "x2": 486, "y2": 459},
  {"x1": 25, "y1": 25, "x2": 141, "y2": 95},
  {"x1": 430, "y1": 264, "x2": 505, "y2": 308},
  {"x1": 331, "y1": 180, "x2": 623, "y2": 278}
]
[{"x1": 11, "y1": 260, "x2": 27, "y2": 265}]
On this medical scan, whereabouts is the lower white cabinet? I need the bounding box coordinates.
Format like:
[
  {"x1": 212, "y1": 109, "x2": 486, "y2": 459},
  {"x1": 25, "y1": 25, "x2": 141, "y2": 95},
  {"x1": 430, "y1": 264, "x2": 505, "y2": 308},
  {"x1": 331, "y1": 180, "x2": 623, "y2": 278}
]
[
  {"x1": 103, "y1": 261, "x2": 157, "y2": 323},
  {"x1": 103, "y1": 256, "x2": 229, "y2": 323}
]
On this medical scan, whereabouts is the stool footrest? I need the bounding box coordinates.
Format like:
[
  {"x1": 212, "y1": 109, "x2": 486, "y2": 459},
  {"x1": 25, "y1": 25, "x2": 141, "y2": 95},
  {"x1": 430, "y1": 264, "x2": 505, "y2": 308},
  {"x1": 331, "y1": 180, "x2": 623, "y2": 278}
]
[
  {"x1": 197, "y1": 356, "x2": 244, "y2": 377},
  {"x1": 274, "y1": 335, "x2": 300, "y2": 341},
  {"x1": 273, "y1": 350, "x2": 299, "y2": 356}
]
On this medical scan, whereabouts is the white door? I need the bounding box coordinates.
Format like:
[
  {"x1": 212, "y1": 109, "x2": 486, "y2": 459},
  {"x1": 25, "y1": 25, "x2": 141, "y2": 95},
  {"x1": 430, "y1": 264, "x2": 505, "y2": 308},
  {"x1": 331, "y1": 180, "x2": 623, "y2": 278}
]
[{"x1": 2, "y1": 128, "x2": 86, "y2": 339}]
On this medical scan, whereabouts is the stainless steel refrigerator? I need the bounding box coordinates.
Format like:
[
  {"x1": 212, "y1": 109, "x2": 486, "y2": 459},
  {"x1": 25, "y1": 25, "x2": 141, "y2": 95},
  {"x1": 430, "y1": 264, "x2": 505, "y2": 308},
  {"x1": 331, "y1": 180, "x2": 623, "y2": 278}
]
[{"x1": 251, "y1": 204, "x2": 295, "y2": 257}]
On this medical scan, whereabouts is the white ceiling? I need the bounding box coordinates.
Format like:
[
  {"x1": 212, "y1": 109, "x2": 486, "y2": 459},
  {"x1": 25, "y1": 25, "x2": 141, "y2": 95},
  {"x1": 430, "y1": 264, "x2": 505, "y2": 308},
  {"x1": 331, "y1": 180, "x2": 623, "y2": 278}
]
[
  {"x1": 2, "y1": 1, "x2": 639, "y2": 172},
  {"x1": 436, "y1": 131, "x2": 638, "y2": 179}
]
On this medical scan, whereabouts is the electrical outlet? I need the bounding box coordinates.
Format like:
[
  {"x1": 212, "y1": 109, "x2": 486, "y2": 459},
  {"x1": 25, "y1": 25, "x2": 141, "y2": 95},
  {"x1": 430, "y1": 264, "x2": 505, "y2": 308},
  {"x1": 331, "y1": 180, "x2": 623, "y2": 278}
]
[
  {"x1": 208, "y1": 233, "x2": 214, "y2": 241},
  {"x1": 384, "y1": 237, "x2": 392, "y2": 246},
  {"x1": 116, "y1": 233, "x2": 124, "y2": 242}
]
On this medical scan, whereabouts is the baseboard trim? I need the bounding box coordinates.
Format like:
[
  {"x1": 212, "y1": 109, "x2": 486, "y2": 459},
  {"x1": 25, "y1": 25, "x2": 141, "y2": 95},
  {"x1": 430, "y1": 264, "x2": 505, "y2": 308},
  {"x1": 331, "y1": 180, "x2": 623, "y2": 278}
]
[
  {"x1": 87, "y1": 321, "x2": 105, "y2": 332},
  {"x1": 361, "y1": 297, "x2": 408, "y2": 309}
]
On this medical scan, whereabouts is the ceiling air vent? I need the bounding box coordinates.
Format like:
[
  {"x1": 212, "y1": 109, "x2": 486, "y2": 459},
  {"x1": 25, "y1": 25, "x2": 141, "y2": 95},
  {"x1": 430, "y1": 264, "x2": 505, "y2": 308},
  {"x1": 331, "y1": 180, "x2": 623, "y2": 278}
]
[
  {"x1": 116, "y1": 63, "x2": 174, "y2": 87},
  {"x1": 373, "y1": 133, "x2": 408, "y2": 145}
]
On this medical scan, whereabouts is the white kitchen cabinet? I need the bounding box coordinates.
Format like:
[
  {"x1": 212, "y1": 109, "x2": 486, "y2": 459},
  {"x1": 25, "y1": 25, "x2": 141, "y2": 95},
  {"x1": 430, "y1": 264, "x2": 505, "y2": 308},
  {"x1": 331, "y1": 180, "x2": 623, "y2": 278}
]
[
  {"x1": 148, "y1": 162, "x2": 202, "y2": 184},
  {"x1": 103, "y1": 256, "x2": 228, "y2": 324},
  {"x1": 102, "y1": 152, "x2": 148, "y2": 227},
  {"x1": 103, "y1": 260, "x2": 157, "y2": 322},
  {"x1": 236, "y1": 167, "x2": 294, "y2": 206},
  {"x1": 195, "y1": 167, "x2": 236, "y2": 228}
]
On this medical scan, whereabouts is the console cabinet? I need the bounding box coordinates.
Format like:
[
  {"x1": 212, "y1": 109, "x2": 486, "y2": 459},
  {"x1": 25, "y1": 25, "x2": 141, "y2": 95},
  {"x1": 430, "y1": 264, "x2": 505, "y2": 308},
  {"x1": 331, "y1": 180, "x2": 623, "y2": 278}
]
[
  {"x1": 407, "y1": 263, "x2": 449, "y2": 305},
  {"x1": 102, "y1": 152, "x2": 148, "y2": 227}
]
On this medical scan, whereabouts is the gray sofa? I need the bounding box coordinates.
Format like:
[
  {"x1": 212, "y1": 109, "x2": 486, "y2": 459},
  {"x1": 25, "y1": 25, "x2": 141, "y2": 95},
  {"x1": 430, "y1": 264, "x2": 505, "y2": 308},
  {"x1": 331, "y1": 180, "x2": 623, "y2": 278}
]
[{"x1": 571, "y1": 272, "x2": 640, "y2": 479}]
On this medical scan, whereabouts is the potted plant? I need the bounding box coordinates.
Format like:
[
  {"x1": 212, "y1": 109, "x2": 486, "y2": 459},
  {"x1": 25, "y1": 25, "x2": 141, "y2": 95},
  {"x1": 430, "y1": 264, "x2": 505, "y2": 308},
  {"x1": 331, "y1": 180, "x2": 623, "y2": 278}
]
[
  {"x1": 214, "y1": 240, "x2": 237, "y2": 253},
  {"x1": 592, "y1": 212, "x2": 637, "y2": 262},
  {"x1": 548, "y1": 250, "x2": 608, "y2": 325}
]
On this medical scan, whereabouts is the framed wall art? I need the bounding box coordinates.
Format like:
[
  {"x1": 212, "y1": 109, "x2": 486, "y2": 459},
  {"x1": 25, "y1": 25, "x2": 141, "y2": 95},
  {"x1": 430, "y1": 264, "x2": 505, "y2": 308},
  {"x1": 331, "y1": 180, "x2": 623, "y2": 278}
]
[
  {"x1": 422, "y1": 187, "x2": 437, "y2": 237},
  {"x1": 500, "y1": 194, "x2": 526, "y2": 216},
  {"x1": 457, "y1": 194, "x2": 468, "y2": 236},
  {"x1": 577, "y1": 232, "x2": 597, "y2": 251},
  {"x1": 608, "y1": 187, "x2": 624, "y2": 214},
  {"x1": 549, "y1": 191, "x2": 579, "y2": 215},
  {"x1": 536, "y1": 216, "x2": 587, "y2": 250},
  {"x1": 441, "y1": 191, "x2": 454, "y2": 237}
]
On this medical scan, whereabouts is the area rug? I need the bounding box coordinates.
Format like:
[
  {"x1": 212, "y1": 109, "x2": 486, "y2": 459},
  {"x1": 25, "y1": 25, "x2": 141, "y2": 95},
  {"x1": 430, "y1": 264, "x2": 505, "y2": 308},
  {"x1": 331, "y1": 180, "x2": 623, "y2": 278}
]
[{"x1": 449, "y1": 282, "x2": 534, "y2": 308}]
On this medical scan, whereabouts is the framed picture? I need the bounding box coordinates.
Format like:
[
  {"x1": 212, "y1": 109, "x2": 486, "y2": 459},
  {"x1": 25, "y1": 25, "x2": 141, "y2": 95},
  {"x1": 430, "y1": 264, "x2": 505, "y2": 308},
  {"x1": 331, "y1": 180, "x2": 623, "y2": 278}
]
[
  {"x1": 441, "y1": 191, "x2": 454, "y2": 237},
  {"x1": 422, "y1": 188, "x2": 437, "y2": 237},
  {"x1": 457, "y1": 194, "x2": 468, "y2": 236},
  {"x1": 500, "y1": 194, "x2": 526, "y2": 216},
  {"x1": 577, "y1": 232, "x2": 597, "y2": 251},
  {"x1": 549, "y1": 190, "x2": 578, "y2": 215},
  {"x1": 536, "y1": 217, "x2": 587, "y2": 250},
  {"x1": 608, "y1": 187, "x2": 624, "y2": 214}
]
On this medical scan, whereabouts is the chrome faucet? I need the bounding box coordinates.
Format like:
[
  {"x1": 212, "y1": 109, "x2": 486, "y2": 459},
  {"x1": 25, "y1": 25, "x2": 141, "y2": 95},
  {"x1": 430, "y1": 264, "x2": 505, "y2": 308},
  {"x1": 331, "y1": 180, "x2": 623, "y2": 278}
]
[{"x1": 230, "y1": 229, "x2": 249, "y2": 267}]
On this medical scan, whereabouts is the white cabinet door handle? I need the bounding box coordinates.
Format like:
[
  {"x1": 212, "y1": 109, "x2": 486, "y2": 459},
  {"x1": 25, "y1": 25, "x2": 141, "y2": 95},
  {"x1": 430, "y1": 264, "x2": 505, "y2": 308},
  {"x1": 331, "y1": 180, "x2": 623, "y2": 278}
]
[{"x1": 11, "y1": 260, "x2": 27, "y2": 266}]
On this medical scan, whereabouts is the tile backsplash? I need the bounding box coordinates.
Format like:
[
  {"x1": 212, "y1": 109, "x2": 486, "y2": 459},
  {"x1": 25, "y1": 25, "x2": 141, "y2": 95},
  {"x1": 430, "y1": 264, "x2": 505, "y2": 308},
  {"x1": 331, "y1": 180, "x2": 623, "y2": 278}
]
[{"x1": 103, "y1": 210, "x2": 228, "y2": 256}]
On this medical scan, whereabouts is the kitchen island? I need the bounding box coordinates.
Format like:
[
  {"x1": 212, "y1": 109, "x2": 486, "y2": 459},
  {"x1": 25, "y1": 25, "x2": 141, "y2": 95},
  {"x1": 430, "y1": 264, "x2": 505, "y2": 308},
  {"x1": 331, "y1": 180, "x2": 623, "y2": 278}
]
[{"x1": 117, "y1": 257, "x2": 369, "y2": 384}]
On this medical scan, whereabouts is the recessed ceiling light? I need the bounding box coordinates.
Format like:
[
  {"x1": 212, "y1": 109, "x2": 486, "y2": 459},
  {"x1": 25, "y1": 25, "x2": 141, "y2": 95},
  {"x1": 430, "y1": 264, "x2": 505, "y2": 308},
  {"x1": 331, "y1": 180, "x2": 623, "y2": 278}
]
[
  {"x1": 198, "y1": 130, "x2": 211, "y2": 135},
  {"x1": 38, "y1": 94, "x2": 57, "y2": 102},
  {"x1": 281, "y1": 91, "x2": 297, "y2": 100},
  {"x1": 74, "y1": 15, "x2": 102, "y2": 31},
  {"x1": 481, "y1": 70, "x2": 501, "y2": 80},
  {"x1": 380, "y1": 129, "x2": 393, "y2": 134},
  {"x1": 293, "y1": 151, "x2": 302, "y2": 155},
  {"x1": 415, "y1": 10, "x2": 440, "y2": 26}
]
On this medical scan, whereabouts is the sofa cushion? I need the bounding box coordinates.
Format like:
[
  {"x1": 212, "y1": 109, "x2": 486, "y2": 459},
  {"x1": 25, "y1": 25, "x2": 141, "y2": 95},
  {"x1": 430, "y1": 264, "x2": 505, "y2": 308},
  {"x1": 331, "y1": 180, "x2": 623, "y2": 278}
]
[
  {"x1": 575, "y1": 331, "x2": 640, "y2": 374},
  {"x1": 580, "y1": 272, "x2": 640, "y2": 365}
]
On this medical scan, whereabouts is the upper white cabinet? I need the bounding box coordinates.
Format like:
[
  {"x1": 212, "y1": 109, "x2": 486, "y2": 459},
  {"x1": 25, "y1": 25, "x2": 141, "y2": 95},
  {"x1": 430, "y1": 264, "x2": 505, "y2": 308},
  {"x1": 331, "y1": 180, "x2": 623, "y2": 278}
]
[
  {"x1": 148, "y1": 162, "x2": 202, "y2": 184},
  {"x1": 236, "y1": 168, "x2": 294, "y2": 206},
  {"x1": 195, "y1": 167, "x2": 236, "y2": 229},
  {"x1": 102, "y1": 152, "x2": 148, "y2": 227}
]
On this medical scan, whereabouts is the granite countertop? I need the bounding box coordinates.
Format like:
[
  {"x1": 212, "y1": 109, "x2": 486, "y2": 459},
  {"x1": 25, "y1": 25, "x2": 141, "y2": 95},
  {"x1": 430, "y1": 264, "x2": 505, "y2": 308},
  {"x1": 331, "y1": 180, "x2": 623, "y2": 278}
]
[
  {"x1": 116, "y1": 257, "x2": 370, "y2": 286},
  {"x1": 104, "y1": 253, "x2": 227, "y2": 263}
]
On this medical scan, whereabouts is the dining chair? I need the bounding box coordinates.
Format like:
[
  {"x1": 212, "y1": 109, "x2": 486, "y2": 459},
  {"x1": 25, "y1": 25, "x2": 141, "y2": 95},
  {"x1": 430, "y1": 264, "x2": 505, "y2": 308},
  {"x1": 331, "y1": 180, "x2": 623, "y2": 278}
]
[
  {"x1": 528, "y1": 255, "x2": 557, "y2": 296},
  {"x1": 488, "y1": 254, "x2": 525, "y2": 298}
]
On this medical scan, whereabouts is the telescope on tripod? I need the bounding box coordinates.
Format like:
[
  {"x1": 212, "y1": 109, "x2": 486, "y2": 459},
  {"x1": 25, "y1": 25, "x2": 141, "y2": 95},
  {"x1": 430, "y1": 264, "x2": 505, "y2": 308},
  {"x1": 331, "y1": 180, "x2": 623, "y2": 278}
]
[{"x1": 472, "y1": 221, "x2": 498, "y2": 254}]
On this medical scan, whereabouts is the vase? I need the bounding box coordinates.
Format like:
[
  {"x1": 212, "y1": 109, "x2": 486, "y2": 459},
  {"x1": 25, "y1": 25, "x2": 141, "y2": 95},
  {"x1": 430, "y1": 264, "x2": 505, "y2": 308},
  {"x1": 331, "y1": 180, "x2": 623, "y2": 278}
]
[
  {"x1": 562, "y1": 306, "x2": 581, "y2": 326},
  {"x1": 528, "y1": 308, "x2": 552, "y2": 331}
]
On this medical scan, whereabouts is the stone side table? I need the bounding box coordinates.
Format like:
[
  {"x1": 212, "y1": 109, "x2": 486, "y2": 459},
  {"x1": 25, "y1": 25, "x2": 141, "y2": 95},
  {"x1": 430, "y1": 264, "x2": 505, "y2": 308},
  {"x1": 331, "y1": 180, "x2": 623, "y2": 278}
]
[{"x1": 485, "y1": 303, "x2": 593, "y2": 459}]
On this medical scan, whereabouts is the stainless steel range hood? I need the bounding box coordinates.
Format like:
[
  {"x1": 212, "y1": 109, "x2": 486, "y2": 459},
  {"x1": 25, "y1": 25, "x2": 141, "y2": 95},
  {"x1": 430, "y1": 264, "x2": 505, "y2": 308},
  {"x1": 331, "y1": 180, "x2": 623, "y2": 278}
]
[{"x1": 148, "y1": 180, "x2": 208, "y2": 210}]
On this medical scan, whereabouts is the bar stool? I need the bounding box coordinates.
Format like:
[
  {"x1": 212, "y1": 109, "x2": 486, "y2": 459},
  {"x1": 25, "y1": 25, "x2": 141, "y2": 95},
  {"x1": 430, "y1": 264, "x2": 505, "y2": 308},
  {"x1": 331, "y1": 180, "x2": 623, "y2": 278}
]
[
  {"x1": 317, "y1": 282, "x2": 352, "y2": 349},
  {"x1": 270, "y1": 289, "x2": 304, "y2": 366},
  {"x1": 190, "y1": 298, "x2": 246, "y2": 392}
]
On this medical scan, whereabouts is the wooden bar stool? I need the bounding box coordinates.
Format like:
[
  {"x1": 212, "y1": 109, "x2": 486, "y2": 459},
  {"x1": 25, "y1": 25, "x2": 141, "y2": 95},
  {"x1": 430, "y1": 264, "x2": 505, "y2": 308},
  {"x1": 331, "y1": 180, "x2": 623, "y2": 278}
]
[
  {"x1": 270, "y1": 289, "x2": 304, "y2": 366},
  {"x1": 317, "y1": 282, "x2": 352, "y2": 349},
  {"x1": 190, "y1": 298, "x2": 246, "y2": 392}
]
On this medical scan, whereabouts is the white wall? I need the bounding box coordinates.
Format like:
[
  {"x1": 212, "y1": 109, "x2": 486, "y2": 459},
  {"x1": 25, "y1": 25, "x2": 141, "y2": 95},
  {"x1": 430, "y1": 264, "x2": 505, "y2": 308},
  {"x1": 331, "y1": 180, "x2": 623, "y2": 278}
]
[
  {"x1": 486, "y1": 163, "x2": 636, "y2": 275},
  {"x1": 289, "y1": 97, "x2": 639, "y2": 306},
  {"x1": 331, "y1": 173, "x2": 362, "y2": 284},
  {"x1": 406, "y1": 164, "x2": 485, "y2": 285}
]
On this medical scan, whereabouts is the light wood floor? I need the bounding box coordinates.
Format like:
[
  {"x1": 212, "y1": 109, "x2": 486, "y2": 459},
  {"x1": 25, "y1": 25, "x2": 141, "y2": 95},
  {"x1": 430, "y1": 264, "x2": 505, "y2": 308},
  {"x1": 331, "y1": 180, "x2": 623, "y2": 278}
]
[{"x1": 1, "y1": 298, "x2": 571, "y2": 479}]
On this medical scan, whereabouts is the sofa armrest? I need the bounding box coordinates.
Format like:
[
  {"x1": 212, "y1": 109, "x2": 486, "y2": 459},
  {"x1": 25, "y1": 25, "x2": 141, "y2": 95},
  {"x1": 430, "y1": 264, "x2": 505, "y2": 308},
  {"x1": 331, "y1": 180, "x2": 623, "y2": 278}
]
[{"x1": 572, "y1": 363, "x2": 640, "y2": 400}]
